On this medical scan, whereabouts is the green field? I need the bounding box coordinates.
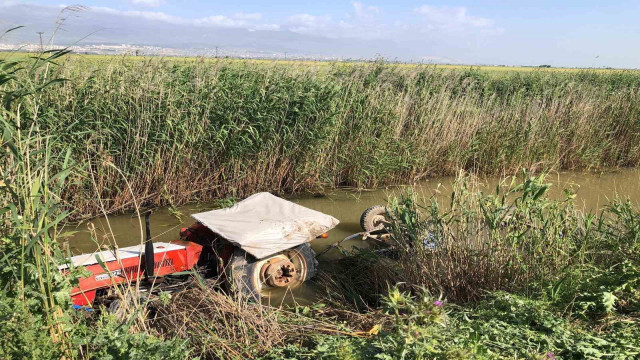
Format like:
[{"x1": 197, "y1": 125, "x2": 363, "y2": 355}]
[{"x1": 3, "y1": 50, "x2": 637, "y2": 72}]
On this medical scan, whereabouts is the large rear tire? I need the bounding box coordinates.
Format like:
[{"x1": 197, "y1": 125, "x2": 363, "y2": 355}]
[
  {"x1": 228, "y1": 243, "x2": 318, "y2": 301},
  {"x1": 106, "y1": 292, "x2": 138, "y2": 321},
  {"x1": 360, "y1": 205, "x2": 389, "y2": 232}
]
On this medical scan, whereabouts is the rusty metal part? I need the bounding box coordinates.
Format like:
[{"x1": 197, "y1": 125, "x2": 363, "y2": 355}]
[
  {"x1": 371, "y1": 214, "x2": 388, "y2": 229},
  {"x1": 315, "y1": 230, "x2": 392, "y2": 258},
  {"x1": 261, "y1": 258, "x2": 297, "y2": 287},
  {"x1": 371, "y1": 233, "x2": 391, "y2": 243}
]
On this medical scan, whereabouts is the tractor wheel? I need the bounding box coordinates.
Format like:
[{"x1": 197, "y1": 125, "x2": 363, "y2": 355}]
[
  {"x1": 106, "y1": 293, "x2": 137, "y2": 320},
  {"x1": 228, "y1": 243, "x2": 318, "y2": 301},
  {"x1": 360, "y1": 205, "x2": 389, "y2": 232}
]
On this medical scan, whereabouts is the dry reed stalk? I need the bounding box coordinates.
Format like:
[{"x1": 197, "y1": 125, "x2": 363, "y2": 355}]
[{"x1": 149, "y1": 283, "x2": 386, "y2": 359}]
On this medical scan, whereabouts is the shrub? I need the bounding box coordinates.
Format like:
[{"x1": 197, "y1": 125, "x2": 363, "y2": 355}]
[{"x1": 385, "y1": 172, "x2": 640, "y2": 302}]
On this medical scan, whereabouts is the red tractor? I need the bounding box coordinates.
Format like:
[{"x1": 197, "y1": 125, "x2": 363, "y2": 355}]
[{"x1": 60, "y1": 193, "x2": 339, "y2": 308}]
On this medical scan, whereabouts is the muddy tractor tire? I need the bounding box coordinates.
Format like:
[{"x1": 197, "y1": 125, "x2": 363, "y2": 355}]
[
  {"x1": 106, "y1": 293, "x2": 138, "y2": 321},
  {"x1": 228, "y1": 243, "x2": 318, "y2": 301},
  {"x1": 360, "y1": 205, "x2": 389, "y2": 232}
]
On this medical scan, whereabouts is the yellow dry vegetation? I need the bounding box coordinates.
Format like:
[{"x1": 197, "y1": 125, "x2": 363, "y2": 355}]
[{"x1": 1, "y1": 50, "x2": 636, "y2": 74}]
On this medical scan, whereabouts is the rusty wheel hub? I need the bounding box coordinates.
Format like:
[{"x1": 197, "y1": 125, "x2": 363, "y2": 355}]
[
  {"x1": 372, "y1": 215, "x2": 387, "y2": 229},
  {"x1": 261, "y1": 258, "x2": 297, "y2": 287}
]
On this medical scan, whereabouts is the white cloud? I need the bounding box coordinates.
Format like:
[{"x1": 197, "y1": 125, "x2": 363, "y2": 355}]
[
  {"x1": 286, "y1": 3, "x2": 386, "y2": 39},
  {"x1": 283, "y1": 5, "x2": 499, "y2": 41},
  {"x1": 93, "y1": 7, "x2": 181, "y2": 23},
  {"x1": 194, "y1": 15, "x2": 248, "y2": 27},
  {"x1": 287, "y1": 14, "x2": 331, "y2": 27},
  {"x1": 232, "y1": 12, "x2": 262, "y2": 21},
  {"x1": 129, "y1": 0, "x2": 166, "y2": 8},
  {"x1": 84, "y1": 3, "x2": 500, "y2": 42},
  {"x1": 414, "y1": 5, "x2": 494, "y2": 30},
  {"x1": 286, "y1": 13, "x2": 332, "y2": 33},
  {"x1": 352, "y1": 2, "x2": 381, "y2": 19},
  {"x1": 91, "y1": 6, "x2": 274, "y2": 30}
]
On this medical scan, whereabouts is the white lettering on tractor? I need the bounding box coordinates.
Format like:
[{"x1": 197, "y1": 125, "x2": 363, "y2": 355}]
[{"x1": 95, "y1": 270, "x2": 122, "y2": 281}]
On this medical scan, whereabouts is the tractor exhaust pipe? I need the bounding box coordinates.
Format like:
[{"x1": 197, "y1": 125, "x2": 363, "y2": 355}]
[{"x1": 144, "y1": 211, "x2": 154, "y2": 280}]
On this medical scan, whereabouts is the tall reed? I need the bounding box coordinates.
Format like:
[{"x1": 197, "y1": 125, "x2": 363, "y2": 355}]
[
  {"x1": 3, "y1": 55, "x2": 639, "y2": 217},
  {"x1": 0, "y1": 50, "x2": 78, "y2": 357}
]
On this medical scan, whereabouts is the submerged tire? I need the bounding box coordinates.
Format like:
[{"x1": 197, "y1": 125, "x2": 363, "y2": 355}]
[
  {"x1": 228, "y1": 243, "x2": 318, "y2": 301},
  {"x1": 107, "y1": 298, "x2": 123, "y2": 315},
  {"x1": 106, "y1": 293, "x2": 137, "y2": 320},
  {"x1": 360, "y1": 205, "x2": 389, "y2": 232}
]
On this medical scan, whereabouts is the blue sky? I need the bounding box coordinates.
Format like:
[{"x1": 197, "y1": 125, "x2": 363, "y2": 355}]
[{"x1": 2, "y1": 0, "x2": 640, "y2": 67}]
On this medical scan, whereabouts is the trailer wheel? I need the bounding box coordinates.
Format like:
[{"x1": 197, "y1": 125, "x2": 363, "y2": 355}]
[
  {"x1": 228, "y1": 243, "x2": 317, "y2": 301},
  {"x1": 360, "y1": 205, "x2": 389, "y2": 232}
]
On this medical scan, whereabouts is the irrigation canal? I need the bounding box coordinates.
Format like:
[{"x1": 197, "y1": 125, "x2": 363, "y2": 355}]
[{"x1": 64, "y1": 169, "x2": 640, "y2": 304}]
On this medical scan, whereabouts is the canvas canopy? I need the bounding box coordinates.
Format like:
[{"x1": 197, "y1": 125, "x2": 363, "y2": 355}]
[{"x1": 191, "y1": 192, "x2": 339, "y2": 259}]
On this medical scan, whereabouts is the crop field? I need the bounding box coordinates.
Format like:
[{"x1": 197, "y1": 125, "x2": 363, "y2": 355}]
[
  {"x1": 1, "y1": 51, "x2": 639, "y2": 359},
  {"x1": 3, "y1": 50, "x2": 636, "y2": 72}
]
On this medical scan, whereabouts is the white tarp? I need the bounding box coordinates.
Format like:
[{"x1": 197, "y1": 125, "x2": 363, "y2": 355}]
[{"x1": 191, "y1": 192, "x2": 339, "y2": 259}]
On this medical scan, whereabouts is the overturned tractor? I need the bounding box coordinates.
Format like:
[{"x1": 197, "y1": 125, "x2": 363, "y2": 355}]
[{"x1": 61, "y1": 193, "x2": 338, "y2": 307}]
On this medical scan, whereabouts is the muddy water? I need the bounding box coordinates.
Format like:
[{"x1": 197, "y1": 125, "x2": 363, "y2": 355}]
[
  {"x1": 63, "y1": 169, "x2": 640, "y2": 304},
  {"x1": 65, "y1": 169, "x2": 640, "y2": 255}
]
